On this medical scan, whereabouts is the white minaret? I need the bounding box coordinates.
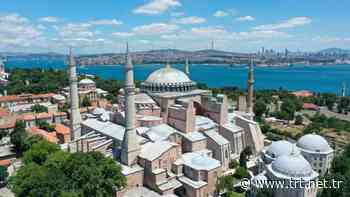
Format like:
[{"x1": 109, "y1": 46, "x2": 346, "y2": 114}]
[
  {"x1": 246, "y1": 56, "x2": 254, "y2": 115},
  {"x1": 184, "y1": 58, "x2": 190, "y2": 75},
  {"x1": 69, "y1": 48, "x2": 82, "y2": 142},
  {"x1": 120, "y1": 43, "x2": 141, "y2": 166}
]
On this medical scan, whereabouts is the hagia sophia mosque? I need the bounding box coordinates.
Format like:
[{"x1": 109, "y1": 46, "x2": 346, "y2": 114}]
[{"x1": 65, "y1": 44, "x2": 334, "y2": 197}]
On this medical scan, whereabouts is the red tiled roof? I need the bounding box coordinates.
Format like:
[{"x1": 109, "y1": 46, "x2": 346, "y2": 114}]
[
  {"x1": 54, "y1": 123, "x2": 70, "y2": 135},
  {"x1": 0, "y1": 93, "x2": 55, "y2": 103},
  {"x1": 0, "y1": 159, "x2": 11, "y2": 167},
  {"x1": 303, "y1": 103, "x2": 320, "y2": 110},
  {"x1": 27, "y1": 126, "x2": 58, "y2": 143},
  {"x1": 292, "y1": 90, "x2": 313, "y2": 97},
  {"x1": 36, "y1": 112, "x2": 52, "y2": 119}
]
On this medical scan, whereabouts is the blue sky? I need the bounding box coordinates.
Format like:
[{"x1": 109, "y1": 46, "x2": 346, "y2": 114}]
[{"x1": 1, "y1": 0, "x2": 350, "y2": 54}]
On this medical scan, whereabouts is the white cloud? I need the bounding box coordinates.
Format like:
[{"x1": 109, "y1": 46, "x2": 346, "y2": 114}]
[
  {"x1": 254, "y1": 17, "x2": 312, "y2": 30},
  {"x1": 191, "y1": 26, "x2": 230, "y2": 37},
  {"x1": 173, "y1": 16, "x2": 206, "y2": 24},
  {"x1": 234, "y1": 30, "x2": 292, "y2": 40},
  {"x1": 132, "y1": 23, "x2": 178, "y2": 35},
  {"x1": 89, "y1": 19, "x2": 122, "y2": 26},
  {"x1": 112, "y1": 32, "x2": 134, "y2": 37},
  {"x1": 133, "y1": 0, "x2": 181, "y2": 15},
  {"x1": 213, "y1": 10, "x2": 229, "y2": 17},
  {"x1": 39, "y1": 16, "x2": 60, "y2": 23},
  {"x1": 236, "y1": 16, "x2": 255, "y2": 21},
  {"x1": 0, "y1": 13, "x2": 42, "y2": 47}
]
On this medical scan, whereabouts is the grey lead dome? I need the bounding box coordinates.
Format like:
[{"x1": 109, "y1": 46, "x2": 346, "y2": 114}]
[
  {"x1": 145, "y1": 66, "x2": 192, "y2": 84},
  {"x1": 297, "y1": 134, "x2": 331, "y2": 153}
]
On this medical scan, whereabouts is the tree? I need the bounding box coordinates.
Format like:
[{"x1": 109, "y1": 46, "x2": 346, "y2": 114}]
[
  {"x1": 233, "y1": 167, "x2": 251, "y2": 179},
  {"x1": 239, "y1": 146, "x2": 253, "y2": 168},
  {"x1": 10, "y1": 150, "x2": 126, "y2": 197},
  {"x1": 295, "y1": 115, "x2": 303, "y2": 125},
  {"x1": 81, "y1": 96, "x2": 91, "y2": 107},
  {"x1": 0, "y1": 166, "x2": 8, "y2": 183},
  {"x1": 303, "y1": 122, "x2": 322, "y2": 134},
  {"x1": 229, "y1": 160, "x2": 239, "y2": 169},
  {"x1": 254, "y1": 99, "x2": 267, "y2": 118},
  {"x1": 10, "y1": 121, "x2": 26, "y2": 154},
  {"x1": 23, "y1": 140, "x2": 60, "y2": 165},
  {"x1": 216, "y1": 175, "x2": 236, "y2": 193},
  {"x1": 30, "y1": 104, "x2": 48, "y2": 113},
  {"x1": 280, "y1": 98, "x2": 296, "y2": 120},
  {"x1": 36, "y1": 121, "x2": 55, "y2": 132}
]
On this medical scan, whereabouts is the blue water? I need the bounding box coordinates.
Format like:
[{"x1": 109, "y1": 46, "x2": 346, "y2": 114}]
[{"x1": 5, "y1": 59, "x2": 350, "y2": 94}]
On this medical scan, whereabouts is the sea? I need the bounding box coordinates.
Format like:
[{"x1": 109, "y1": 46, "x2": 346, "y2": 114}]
[{"x1": 5, "y1": 59, "x2": 350, "y2": 95}]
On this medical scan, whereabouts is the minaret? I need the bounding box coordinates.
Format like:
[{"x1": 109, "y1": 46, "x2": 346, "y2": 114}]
[
  {"x1": 184, "y1": 58, "x2": 190, "y2": 75},
  {"x1": 120, "y1": 43, "x2": 141, "y2": 166},
  {"x1": 69, "y1": 48, "x2": 82, "y2": 141},
  {"x1": 246, "y1": 56, "x2": 254, "y2": 115}
]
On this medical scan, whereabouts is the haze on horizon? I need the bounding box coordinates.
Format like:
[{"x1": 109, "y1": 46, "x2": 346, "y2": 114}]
[{"x1": 1, "y1": 0, "x2": 350, "y2": 54}]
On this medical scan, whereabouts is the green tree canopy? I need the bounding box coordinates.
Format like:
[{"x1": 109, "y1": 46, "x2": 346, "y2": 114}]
[{"x1": 30, "y1": 104, "x2": 48, "y2": 113}]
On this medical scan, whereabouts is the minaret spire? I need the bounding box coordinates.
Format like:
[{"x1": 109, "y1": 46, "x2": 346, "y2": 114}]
[
  {"x1": 69, "y1": 48, "x2": 82, "y2": 144},
  {"x1": 184, "y1": 58, "x2": 190, "y2": 75},
  {"x1": 121, "y1": 43, "x2": 141, "y2": 166},
  {"x1": 246, "y1": 55, "x2": 254, "y2": 115}
]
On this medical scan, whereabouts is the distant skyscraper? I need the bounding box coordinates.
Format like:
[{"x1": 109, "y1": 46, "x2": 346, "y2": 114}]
[
  {"x1": 69, "y1": 48, "x2": 82, "y2": 142},
  {"x1": 247, "y1": 56, "x2": 254, "y2": 115},
  {"x1": 211, "y1": 40, "x2": 214, "y2": 50},
  {"x1": 120, "y1": 43, "x2": 141, "y2": 166}
]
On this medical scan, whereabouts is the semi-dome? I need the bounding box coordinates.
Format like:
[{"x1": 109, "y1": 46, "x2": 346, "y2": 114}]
[
  {"x1": 297, "y1": 134, "x2": 332, "y2": 153},
  {"x1": 141, "y1": 64, "x2": 196, "y2": 93},
  {"x1": 271, "y1": 153, "x2": 313, "y2": 178},
  {"x1": 266, "y1": 140, "x2": 300, "y2": 159},
  {"x1": 79, "y1": 78, "x2": 95, "y2": 85}
]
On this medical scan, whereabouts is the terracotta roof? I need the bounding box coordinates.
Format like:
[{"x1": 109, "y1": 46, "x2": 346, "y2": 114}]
[
  {"x1": 27, "y1": 126, "x2": 58, "y2": 143},
  {"x1": 54, "y1": 123, "x2": 70, "y2": 135},
  {"x1": 292, "y1": 90, "x2": 313, "y2": 97},
  {"x1": 303, "y1": 103, "x2": 320, "y2": 110},
  {"x1": 19, "y1": 114, "x2": 36, "y2": 121},
  {"x1": 0, "y1": 108, "x2": 10, "y2": 117},
  {"x1": 0, "y1": 93, "x2": 55, "y2": 102},
  {"x1": 0, "y1": 159, "x2": 11, "y2": 167},
  {"x1": 36, "y1": 112, "x2": 52, "y2": 119}
]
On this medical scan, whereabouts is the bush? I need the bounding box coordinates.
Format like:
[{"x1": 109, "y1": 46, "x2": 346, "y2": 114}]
[
  {"x1": 0, "y1": 166, "x2": 8, "y2": 183},
  {"x1": 233, "y1": 167, "x2": 251, "y2": 179},
  {"x1": 295, "y1": 115, "x2": 303, "y2": 125},
  {"x1": 229, "y1": 160, "x2": 239, "y2": 169}
]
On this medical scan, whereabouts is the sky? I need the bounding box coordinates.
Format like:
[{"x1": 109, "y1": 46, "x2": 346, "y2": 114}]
[{"x1": 0, "y1": 0, "x2": 350, "y2": 54}]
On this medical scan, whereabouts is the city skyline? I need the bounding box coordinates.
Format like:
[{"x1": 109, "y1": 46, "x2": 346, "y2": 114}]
[{"x1": 1, "y1": 0, "x2": 350, "y2": 54}]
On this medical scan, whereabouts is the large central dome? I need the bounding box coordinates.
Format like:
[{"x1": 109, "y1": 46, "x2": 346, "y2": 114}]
[
  {"x1": 145, "y1": 67, "x2": 191, "y2": 84},
  {"x1": 141, "y1": 64, "x2": 196, "y2": 93}
]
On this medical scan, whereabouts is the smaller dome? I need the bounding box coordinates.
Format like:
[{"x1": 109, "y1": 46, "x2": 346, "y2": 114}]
[
  {"x1": 272, "y1": 154, "x2": 313, "y2": 177},
  {"x1": 266, "y1": 140, "x2": 299, "y2": 159},
  {"x1": 297, "y1": 134, "x2": 332, "y2": 153},
  {"x1": 79, "y1": 78, "x2": 95, "y2": 85}
]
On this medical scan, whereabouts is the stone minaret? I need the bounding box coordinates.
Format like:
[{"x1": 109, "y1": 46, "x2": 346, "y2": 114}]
[
  {"x1": 246, "y1": 56, "x2": 254, "y2": 114},
  {"x1": 120, "y1": 43, "x2": 140, "y2": 166},
  {"x1": 184, "y1": 58, "x2": 190, "y2": 75},
  {"x1": 69, "y1": 48, "x2": 82, "y2": 141}
]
